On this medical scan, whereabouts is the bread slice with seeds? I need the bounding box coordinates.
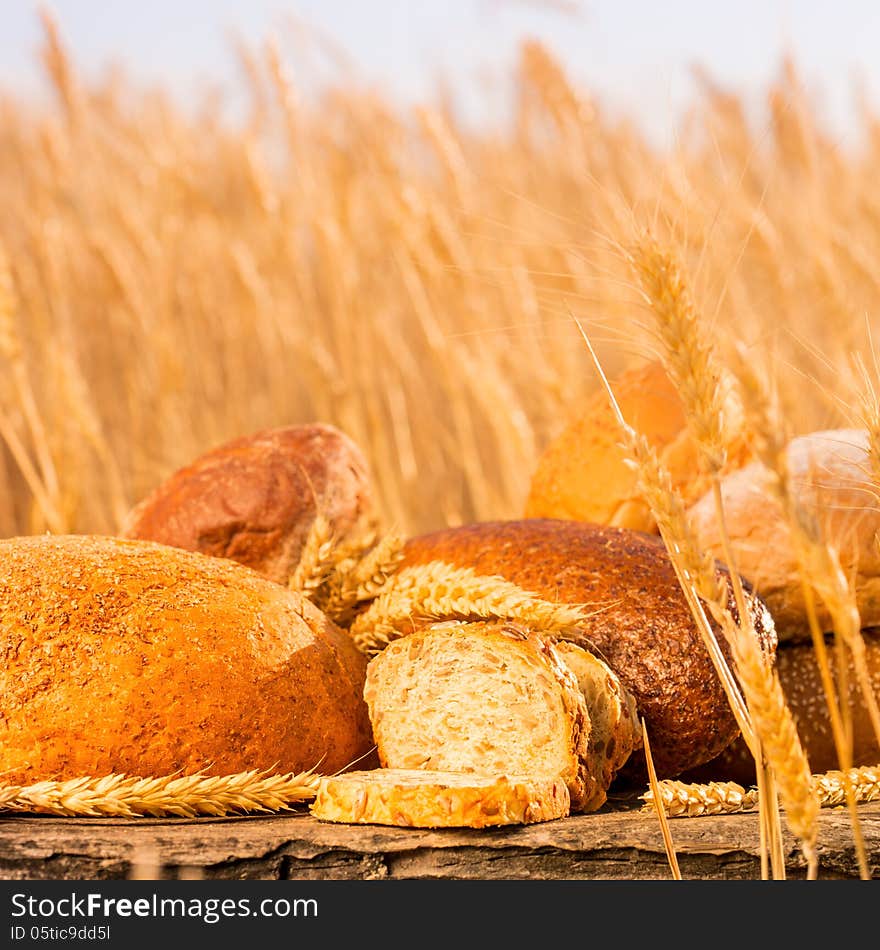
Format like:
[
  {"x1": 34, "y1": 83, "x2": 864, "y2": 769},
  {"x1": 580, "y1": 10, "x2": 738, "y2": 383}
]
[
  {"x1": 553, "y1": 640, "x2": 642, "y2": 809},
  {"x1": 310, "y1": 768, "x2": 570, "y2": 828},
  {"x1": 363, "y1": 621, "x2": 597, "y2": 811}
]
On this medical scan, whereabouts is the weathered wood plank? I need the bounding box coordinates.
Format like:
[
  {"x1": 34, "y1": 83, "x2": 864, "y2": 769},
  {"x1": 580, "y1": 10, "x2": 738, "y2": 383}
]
[{"x1": 2, "y1": 799, "x2": 878, "y2": 880}]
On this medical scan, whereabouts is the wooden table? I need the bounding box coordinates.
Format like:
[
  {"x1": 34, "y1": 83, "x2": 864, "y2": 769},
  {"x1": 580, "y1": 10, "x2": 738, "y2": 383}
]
[{"x1": 3, "y1": 797, "x2": 878, "y2": 880}]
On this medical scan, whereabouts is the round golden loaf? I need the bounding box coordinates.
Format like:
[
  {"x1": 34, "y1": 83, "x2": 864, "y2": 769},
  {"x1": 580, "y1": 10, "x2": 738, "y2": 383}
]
[
  {"x1": 0, "y1": 534, "x2": 374, "y2": 784},
  {"x1": 122, "y1": 423, "x2": 377, "y2": 585},
  {"x1": 524, "y1": 360, "x2": 750, "y2": 533},
  {"x1": 688, "y1": 428, "x2": 880, "y2": 641},
  {"x1": 399, "y1": 518, "x2": 777, "y2": 778}
]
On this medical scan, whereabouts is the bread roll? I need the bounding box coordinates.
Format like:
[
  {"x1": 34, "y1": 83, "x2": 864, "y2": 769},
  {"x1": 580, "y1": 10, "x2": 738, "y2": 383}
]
[
  {"x1": 310, "y1": 769, "x2": 570, "y2": 828},
  {"x1": 524, "y1": 360, "x2": 749, "y2": 533},
  {"x1": 688, "y1": 428, "x2": 880, "y2": 641},
  {"x1": 363, "y1": 622, "x2": 596, "y2": 810},
  {"x1": 0, "y1": 534, "x2": 374, "y2": 784},
  {"x1": 399, "y1": 518, "x2": 777, "y2": 778},
  {"x1": 122, "y1": 423, "x2": 377, "y2": 586},
  {"x1": 684, "y1": 629, "x2": 880, "y2": 784}
]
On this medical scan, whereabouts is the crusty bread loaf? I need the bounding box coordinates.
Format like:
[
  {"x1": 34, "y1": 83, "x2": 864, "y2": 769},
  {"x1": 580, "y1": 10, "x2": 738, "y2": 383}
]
[
  {"x1": 553, "y1": 640, "x2": 642, "y2": 804},
  {"x1": 363, "y1": 621, "x2": 598, "y2": 811},
  {"x1": 310, "y1": 769, "x2": 570, "y2": 828},
  {"x1": 688, "y1": 428, "x2": 880, "y2": 641},
  {"x1": 399, "y1": 519, "x2": 777, "y2": 778},
  {"x1": 524, "y1": 360, "x2": 750, "y2": 533},
  {"x1": 683, "y1": 629, "x2": 880, "y2": 784},
  {"x1": 122, "y1": 423, "x2": 377, "y2": 585},
  {"x1": 0, "y1": 534, "x2": 375, "y2": 783}
]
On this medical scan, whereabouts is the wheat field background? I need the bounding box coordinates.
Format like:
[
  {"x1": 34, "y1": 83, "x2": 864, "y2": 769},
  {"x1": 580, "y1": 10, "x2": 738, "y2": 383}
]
[{"x1": 1, "y1": 13, "x2": 879, "y2": 541}]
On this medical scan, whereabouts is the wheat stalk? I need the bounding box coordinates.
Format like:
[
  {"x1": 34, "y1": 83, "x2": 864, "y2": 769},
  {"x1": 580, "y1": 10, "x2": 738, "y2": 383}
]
[
  {"x1": 348, "y1": 559, "x2": 597, "y2": 655},
  {"x1": 576, "y1": 320, "x2": 754, "y2": 745},
  {"x1": 642, "y1": 718, "x2": 682, "y2": 879},
  {"x1": 630, "y1": 235, "x2": 729, "y2": 472},
  {"x1": 733, "y1": 343, "x2": 876, "y2": 879},
  {"x1": 289, "y1": 514, "x2": 338, "y2": 598},
  {"x1": 0, "y1": 768, "x2": 322, "y2": 818},
  {"x1": 643, "y1": 781, "x2": 760, "y2": 817},
  {"x1": 578, "y1": 315, "x2": 818, "y2": 877},
  {"x1": 626, "y1": 240, "x2": 829, "y2": 877},
  {"x1": 290, "y1": 514, "x2": 405, "y2": 626},
  {"x1": 643, "y1": 765, "x2": 880, "y2": 817}
]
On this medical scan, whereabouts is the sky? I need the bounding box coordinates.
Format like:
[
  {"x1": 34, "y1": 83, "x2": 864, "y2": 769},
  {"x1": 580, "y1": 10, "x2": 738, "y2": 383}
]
[{"x1": 2, "y1": 1, "x2": 879, "y2": 147}]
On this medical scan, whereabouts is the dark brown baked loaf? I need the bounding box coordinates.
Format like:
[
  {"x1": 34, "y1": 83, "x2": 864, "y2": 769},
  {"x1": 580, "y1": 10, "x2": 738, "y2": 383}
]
[
  {"x1": 122, "y1": 423, "x2": 377, "y2": 585},
  {"x1": 0, "y1": 534, "x2": 374, "y2": 783},
  {"x1": 683, "y1": 629, "x2": 880, "y2": 783},
  {"x1": 399, "y1": 518, "x2": 777, "y2": 778}
]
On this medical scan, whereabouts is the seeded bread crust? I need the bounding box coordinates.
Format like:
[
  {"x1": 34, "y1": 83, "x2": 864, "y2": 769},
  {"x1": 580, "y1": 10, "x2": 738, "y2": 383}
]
[
  {"x1": 553, "y1": 640, "x2": 642, "y2": 809},
  {"x1": 683, "y1": 628, "x2": 880, "y2": 783},
  {"x1": 364, "y1": 621, "x2": 597, "y2": 811},
  {"x1": 0, "y1": 534, "x2": 374, "y2": 783},
  {"x1": 310, "y1": 769, "x2": 570, "y2": 828},
  {"x1": 400, "y1": 518, "x2": 777, "y2": 778},
  {"x1": 122, "y1": 423, "x2": 377, "y2": 585}
]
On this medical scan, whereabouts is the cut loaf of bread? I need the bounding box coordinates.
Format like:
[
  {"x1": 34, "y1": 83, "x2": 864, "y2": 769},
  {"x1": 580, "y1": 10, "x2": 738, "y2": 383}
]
[
  {"x1": 400, "y1": 519, "x2": 778, "y2": 778},
  {"x1": 310, "y1": 769, "x2": 570, "y2": 828},
  {"x1": 364, "y1": 621, "x2": 597, "y2": 811}
]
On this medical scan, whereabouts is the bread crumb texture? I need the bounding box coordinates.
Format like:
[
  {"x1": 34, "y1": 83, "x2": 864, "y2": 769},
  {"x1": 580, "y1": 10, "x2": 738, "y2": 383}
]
[{"x1": 364, "y1": 621, "x2": 600, "y2": 810}]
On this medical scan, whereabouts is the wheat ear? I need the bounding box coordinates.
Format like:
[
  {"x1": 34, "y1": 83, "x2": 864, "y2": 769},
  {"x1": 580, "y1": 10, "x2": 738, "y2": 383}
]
[
  {"x1": 733, "y1": 343, "x2": 875, "y2": 879},
  {"x1": 627, "y1": 243, "x2": 822, "y2": 878},
  {"x1": 630, "y1": 235, "x2": 729, "y2": 470},
  {"x1": 0, "y1": 769, "x2": 322, "y2": 818},
  {"x1": 289, "y1": 514, "x2": 406, "y2": 626},
  {"x1": 289, "y1": 514, "x2": 337, "y2": 597},
  {"x1": 348, "y1": 560, "x2": 601, "y2": 655},
  {"x1": 643, "y1": 765, "x2": 880, "y2": 817}
]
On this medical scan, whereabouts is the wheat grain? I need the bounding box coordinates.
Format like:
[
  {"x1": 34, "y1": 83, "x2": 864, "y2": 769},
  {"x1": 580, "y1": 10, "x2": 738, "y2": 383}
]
[
  {"x1": 289, "y1": 514, "x2": 337, "y2": 598},
  {"x1": 349, "y1": 560, "x2": 595, "y2": 655},
  {"x1": 630, "y1": 235, "x2": 728, "y2": 472},
  {"x1": 0, "y1": 769, "x2": 322, "y2": 818},
  {"x1": 643, "y1": 765, "x2": 880, "y2": 817},
  {"x1": 643, "y1": 781, "x2": 759, "y2": 817}
]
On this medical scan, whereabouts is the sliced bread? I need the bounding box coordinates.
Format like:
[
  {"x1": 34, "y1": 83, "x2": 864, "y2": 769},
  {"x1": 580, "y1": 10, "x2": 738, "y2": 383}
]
[
  {"x1": 363, "y1": 621, "x2": 597, "y2": 811},
  {"x1": 553, "y1": 640, "x2": 642, "y2": 809},
  {"x1": 310, "y1": 768, "x2": 570, "y2": 828}
]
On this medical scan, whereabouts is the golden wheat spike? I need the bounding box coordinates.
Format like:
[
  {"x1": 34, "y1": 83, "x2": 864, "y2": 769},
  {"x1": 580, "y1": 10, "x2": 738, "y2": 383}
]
[
  {"x1": 642, "y1": 765, "x2": 880, "y2": 818},
  {"x1": 0, "y1": 769, "x2": 322, "y2": 818},
  {"x1": 348, "y1": 560, "x2": 598, "y2": 655}
]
